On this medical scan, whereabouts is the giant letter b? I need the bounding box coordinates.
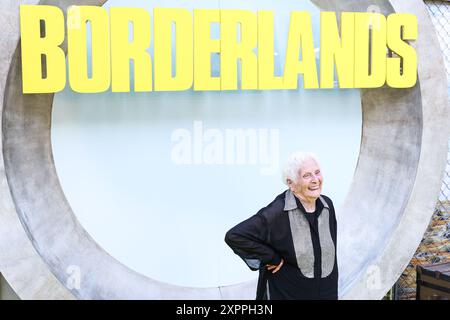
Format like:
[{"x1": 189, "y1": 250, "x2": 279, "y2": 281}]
[{"x1": 20, "y1": 5, "x2": 66, "y2": 93}]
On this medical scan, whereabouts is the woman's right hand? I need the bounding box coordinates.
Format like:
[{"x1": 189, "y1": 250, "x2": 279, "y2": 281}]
[{"x1": 266, "y1": 258, "x2": 284, "y2": 273}]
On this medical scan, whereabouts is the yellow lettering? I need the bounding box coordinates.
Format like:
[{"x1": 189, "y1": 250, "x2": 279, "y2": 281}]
[
  {"x1": 284, "y1": 11, "x2": 319, "y2": 89},
  {"x1": 221, "y1": 10, "x2": 257, "y2": 90},
  {"x1": 67, "y1": 6, "x2": 110, "y2": 93},
  {"x1": 194, "y1": 9, "x2": 220, "y2": 91},
  {"x1": 110, "y1": 8, "x2": 152, "y2": 92},
  {"x1": 386, "y1": 14, "x2": 417, "y2": 88},
  {"x1": 20, "y1": 5, "x2": 66, "y2": 93},
  {"x1": 154, "y1": 8, "x2": 193, "y2": 91},
  {"x1": 354, "y1": 13, "x2": 386, "y2": 88},
  {"x1": 320, "y1": 12, "x2": 355, "y2": 88},
  {"x1": 258, "y1": 11, "x2": 284, "y2": 90}
]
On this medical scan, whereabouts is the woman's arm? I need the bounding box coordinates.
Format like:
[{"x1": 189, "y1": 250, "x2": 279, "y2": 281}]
[{"x1": 225, "y1": 210, "x2": 282, "y2": 271}]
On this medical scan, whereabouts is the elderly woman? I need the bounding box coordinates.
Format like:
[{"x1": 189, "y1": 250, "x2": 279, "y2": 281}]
[{"x1": 225, "y1": 152, "x2": 338, "y2": 300}]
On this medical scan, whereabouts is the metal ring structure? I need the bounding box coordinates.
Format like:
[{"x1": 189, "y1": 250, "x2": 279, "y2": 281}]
[{"x1": 0, "y1": 0, "x2": 448, "y2": 299}]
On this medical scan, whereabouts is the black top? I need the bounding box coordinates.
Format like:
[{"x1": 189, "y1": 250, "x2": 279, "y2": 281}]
[{"x1": 225, "y1": 190, "x2": 338, "y2": 300}]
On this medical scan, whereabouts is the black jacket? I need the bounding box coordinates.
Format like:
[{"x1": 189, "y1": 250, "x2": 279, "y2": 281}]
[{"x1": 225, "y1": 190, "x2": 338, "y2": 300}]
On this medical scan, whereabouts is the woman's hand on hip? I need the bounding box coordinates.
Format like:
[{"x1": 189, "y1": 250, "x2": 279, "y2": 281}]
[{"x1": 266, "y1": 259, "x2": 284, "y2": 273}]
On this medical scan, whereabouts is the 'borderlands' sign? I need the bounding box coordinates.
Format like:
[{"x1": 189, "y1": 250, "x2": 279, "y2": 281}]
[
  {"x1": 20, "y1": 5, "x2": 417, "y2": 93},
  {"x1": 1, "y1": 0, "x2": 448, "y2": 301}
]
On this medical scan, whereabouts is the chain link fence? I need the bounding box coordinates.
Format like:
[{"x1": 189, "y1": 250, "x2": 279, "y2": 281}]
[{"x1": 393, "y1": 0, "x2": 450, "y2": 300}]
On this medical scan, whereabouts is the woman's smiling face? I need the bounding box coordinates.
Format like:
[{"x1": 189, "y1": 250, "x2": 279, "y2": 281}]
[{"x1": 288, "y1": 158, "x2": 323, "y2": 201}]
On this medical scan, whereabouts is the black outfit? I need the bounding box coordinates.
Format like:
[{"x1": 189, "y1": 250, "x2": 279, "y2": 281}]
[{"x1": 224, "y1": 190, "x2": 338, "y2": 300}]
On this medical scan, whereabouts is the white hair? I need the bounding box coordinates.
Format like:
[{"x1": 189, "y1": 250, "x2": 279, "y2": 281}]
[{"x1": 282, "y1": 152, "x2": 319, "y2": 185}]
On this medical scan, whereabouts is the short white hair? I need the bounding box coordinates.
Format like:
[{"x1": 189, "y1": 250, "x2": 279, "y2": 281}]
[{"x1": 282, "y1": 152, "x2": 319, "y2": 185}]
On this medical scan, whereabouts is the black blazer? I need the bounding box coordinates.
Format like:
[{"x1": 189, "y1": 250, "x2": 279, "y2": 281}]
[{"x1": 225, "y1": 190, "x2": 338, "y2": 300}]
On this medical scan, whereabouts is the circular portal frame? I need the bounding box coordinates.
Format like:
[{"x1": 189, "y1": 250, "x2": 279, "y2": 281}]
[{"x1": 0, "y1": 0, "x2": 448, "y2": 299}]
